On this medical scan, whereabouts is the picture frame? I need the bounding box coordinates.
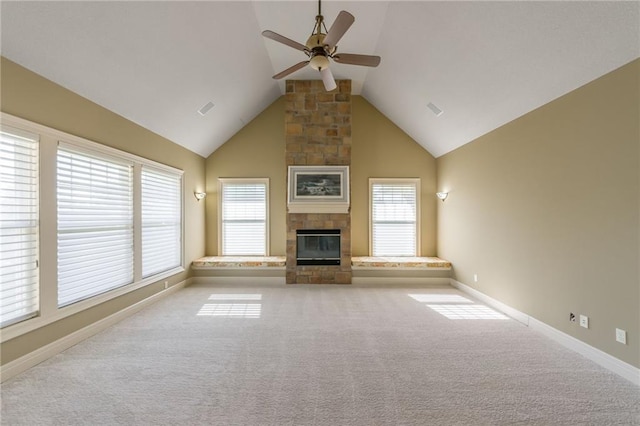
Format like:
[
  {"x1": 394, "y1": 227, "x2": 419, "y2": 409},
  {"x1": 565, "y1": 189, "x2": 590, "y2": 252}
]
[{"x1": 287, "y1": 166, "x2": 350, "y2": 213}]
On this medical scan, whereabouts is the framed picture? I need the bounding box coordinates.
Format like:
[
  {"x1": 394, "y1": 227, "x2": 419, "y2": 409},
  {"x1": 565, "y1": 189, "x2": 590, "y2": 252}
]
[{"x1": 288, "y1": 166, "x2": 349, "y2": 213}]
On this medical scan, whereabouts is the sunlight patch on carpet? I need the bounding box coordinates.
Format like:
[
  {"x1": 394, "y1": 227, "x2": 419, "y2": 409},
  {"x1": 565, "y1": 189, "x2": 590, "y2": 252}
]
[
  {"x1": 427, "y1": 304, "x2": 508, "y2": 320},
  {"x1": 409, "y1": 294, "x2": 473, "y2": 304},
  {"x1": 409, "y1": 293, "x2": 508, "y2": 320},
  {"x1": 197, "y1": 303, "x2": 261, "y2": 318},
  {"x1": 208, "y1": 294, "x2": 262, "y2": 300}
]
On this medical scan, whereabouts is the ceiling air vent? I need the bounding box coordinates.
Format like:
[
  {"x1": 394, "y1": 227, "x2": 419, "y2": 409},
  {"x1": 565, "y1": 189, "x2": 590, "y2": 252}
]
[
  {"x1": 427, "y1": 102, "x2": 443, "y2": 117},
  {"x1": 198, "y1": 101, "x2": 215, "y2": 116}
]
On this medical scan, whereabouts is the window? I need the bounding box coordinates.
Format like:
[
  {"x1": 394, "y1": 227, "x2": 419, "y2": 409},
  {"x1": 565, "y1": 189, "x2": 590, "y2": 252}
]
[
  {"x1": 142, "y1": 166, "x2": 182, "y2": 277},
  {"x1": 0, "y1": 127, "x2": 39, "y2": 327},
  {"x1": 57, "y1": 144, "x2": 134, "y2": 307},
  {"x1": 1, "y1": 113, "x2": 186, "y2": 339},
  {"x1": 219, "y1": 179, "x2": 268, "y2": 256},
  {"x1": 370, "y1": 179, "x2": 420, "y2": 256}
]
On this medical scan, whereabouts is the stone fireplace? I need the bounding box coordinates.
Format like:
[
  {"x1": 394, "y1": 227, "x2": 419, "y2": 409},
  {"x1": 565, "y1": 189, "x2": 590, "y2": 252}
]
[{"x1": 285, "y1": 79, "x2": 352, "y2": 284}]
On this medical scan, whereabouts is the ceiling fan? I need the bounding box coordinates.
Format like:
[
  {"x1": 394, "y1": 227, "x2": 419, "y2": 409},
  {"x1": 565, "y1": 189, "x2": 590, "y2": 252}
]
[{"x1": 262, "y1": 0, "x2": 381, "y2": 91}]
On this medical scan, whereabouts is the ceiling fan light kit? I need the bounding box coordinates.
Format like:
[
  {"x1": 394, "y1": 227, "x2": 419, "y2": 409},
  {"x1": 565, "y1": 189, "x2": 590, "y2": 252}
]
[
  {"x1": 310, "y1": 54, "x2": 329, "y2": 71},
  {"x1": 262, "y1": 0, "x2": 381, "y2": 91}
]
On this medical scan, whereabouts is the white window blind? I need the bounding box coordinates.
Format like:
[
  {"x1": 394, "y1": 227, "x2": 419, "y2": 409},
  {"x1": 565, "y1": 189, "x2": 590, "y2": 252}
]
[
  {"x1": 0, "y1": 127, "x2": 39, "y2": 327},
  {"x1": 141, "y1": 166, "x2": 182, "y2": 277},
  {"x1": 371, "y1": 180, "x2": 418, "y2": 256},
  {"x1": 221, "y1": 180, "x2": 267, "y2": 256},
  {"x1": 57, "y1": 145, "x2": 134, "y2": 307}
]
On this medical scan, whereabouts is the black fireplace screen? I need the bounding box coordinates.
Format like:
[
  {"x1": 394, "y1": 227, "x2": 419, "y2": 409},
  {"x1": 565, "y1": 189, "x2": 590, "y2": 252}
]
[{"x1": 296, "y1": 229, "x2": 340, "y2": 266}]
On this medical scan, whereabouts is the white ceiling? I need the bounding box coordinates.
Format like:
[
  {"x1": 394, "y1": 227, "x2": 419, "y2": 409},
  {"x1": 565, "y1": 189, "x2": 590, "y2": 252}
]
[{"x1": 2, "y1": 1, "x2": 638, "y2": 158}]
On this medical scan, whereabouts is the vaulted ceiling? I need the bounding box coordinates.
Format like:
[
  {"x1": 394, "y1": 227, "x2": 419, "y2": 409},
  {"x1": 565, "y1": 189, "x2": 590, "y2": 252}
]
[{"x1": 2, "y1": 1, "x2": 638, "y2": 158}]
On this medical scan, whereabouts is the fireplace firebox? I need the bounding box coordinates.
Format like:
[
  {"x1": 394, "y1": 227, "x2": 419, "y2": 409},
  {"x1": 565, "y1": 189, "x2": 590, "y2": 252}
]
[{"x1": 296, "y1": 229, "x2": 340, "y2": 266}]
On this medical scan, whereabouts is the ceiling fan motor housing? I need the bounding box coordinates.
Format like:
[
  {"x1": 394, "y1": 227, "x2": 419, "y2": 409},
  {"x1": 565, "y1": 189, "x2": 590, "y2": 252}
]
[{"x1": 306, "y1": 33, "x2": 325, "y2": 49}]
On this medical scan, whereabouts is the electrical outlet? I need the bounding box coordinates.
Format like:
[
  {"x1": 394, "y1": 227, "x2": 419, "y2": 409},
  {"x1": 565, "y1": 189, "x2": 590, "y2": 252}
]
[
  {"x1": 569, "y1": 313, "x2": 576, "y2": 322},
  {"x1": 474, "y1": 274, "x2": 478, "y2": 283},
  {"x1": 579, "y1": 315, "x2": 589, "y2": 329},
  {"x1": 616, "y1": 328, "x2": 627, "y2": 345}
]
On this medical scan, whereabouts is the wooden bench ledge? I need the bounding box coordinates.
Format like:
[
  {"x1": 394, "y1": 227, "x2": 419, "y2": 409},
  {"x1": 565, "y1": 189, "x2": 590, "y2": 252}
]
[
  {"x1": 192, "y1": 256, "x2": 286, "y2": 269},
  {"x1": 351, "y1": 256, "x2": 451, "y2": 269}
]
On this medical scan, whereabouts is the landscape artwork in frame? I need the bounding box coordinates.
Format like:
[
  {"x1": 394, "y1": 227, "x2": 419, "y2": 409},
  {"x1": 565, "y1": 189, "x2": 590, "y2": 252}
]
[
  {"x1": 296, "y1": 173, "x2": 341, "y2": 197},
  {"x1": 287, "y1": 166, "x2": 350, "y2": 213},
  {"x1": 288, "y1": 166, "x2": 349, "y2": 203}
]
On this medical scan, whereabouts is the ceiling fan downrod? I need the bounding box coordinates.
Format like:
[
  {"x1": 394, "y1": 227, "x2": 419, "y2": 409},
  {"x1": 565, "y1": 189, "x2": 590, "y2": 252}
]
[
  {"x1": 307, "y1": 0, "x2": 330, "y2": 71},
  {"x1": 313, "y1": 0, "x2": 328, "y2": 35}
]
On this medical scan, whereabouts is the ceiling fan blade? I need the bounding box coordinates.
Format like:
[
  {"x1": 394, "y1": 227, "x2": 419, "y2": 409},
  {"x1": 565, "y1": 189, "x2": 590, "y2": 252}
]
[
  {"x1": 272, "y1": 61, "x2": 310, "y2": 80},
  {"x1": 333, "y1": 53, "x2": 381, "y2": 67},
  {"x1": 262, "y1": 30, "x2": 308, "y2": 53},
  {"x1": 320, "y1": 67, "x2": 337, "y2": 91},
  {"x1": 323, "y1": 11, "x2": 355, "y2": 50}
]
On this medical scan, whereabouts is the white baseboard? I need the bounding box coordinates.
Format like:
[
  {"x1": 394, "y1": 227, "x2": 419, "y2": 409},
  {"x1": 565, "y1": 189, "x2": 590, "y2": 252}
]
[
  {"x1": 352, "y1": 277, "x2": 450, "y2": 286},
  {"x1": 1, "y1": 279, "x2": 189, "y2": 383},
  {"x1": 189, "y1": 276, "x2": 286, "y2": 286},
  {"x1": 451, "y1": 279, "x2": 530, "y2": 326},
  {"x1": 451, "y1": 279, "x2": 640, "y2": 387},
  {"x1": 527, "y1": 316, "x2": 640, "y2": 386}
]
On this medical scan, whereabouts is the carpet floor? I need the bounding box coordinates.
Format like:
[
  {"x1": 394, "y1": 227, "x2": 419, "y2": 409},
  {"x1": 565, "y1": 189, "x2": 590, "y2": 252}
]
[{"x1": 1, "y1": 283, "x2": 638, "y2": 425}]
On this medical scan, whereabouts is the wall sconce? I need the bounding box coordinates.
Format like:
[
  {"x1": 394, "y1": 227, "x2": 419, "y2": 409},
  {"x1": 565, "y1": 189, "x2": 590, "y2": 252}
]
[
  {"x1": 194, "y1": 192, "x2": 206, "y2": 201},
  {"x1": 436, "y1": 192, "x2": 448, "y2": 202}
]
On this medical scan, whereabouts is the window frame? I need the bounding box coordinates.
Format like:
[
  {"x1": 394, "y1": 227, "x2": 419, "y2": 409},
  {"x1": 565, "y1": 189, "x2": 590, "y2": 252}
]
[
  {"x1": 369, "y1": 178, "x2": 421, "y2": 257},
  {"x1": 0, "y1": 125, "x2": 40, "y2": 328},
  {"x1": 0, "y1": 112, "x2": 184, "y2": 342},
  {"x1": 218, "y1": 178, "x2": 270, "y2": 256},
  {"x1": 56, "y1": 142, "x2": 135, "y2": 307},
  {"x1": 141, "y1": 165, "x2": 183, "y2": 278}
]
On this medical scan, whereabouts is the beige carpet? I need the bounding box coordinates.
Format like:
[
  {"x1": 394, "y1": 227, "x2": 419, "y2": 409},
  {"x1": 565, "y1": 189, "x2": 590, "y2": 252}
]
[{"x1": 2, "y1": 283, "x2": 638, "y2": 425}]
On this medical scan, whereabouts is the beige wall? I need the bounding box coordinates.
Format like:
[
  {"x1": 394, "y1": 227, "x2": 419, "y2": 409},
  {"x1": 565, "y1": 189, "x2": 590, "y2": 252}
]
[
  {"x1": 205, "y1": 95, "x2": 438, "y2": 257},
  {"x1": 1, "y1": 57, "x2": 206, "y2": 365},
  {"x1": 205, "y1": 97, "x2": 287, "y2": 255},
  {"x1": 437, "y1": 59, "x2": 639, "y2": 368},
  {"x1": 352, "y1": 96, "x2": 437, "y2": 256}
]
